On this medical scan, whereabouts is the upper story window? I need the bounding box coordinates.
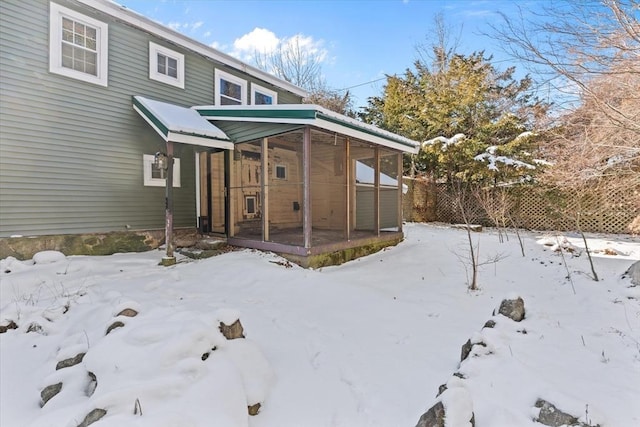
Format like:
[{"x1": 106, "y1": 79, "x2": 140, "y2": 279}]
[
  {"x1": 149, "y1": 42, "x2": 185, "y2": 89},
  {"x1": 49, "y1": 2, "x2": 108, "y2": 86},
  {"x1": 252, "y1": 83, "x2": 278, "y2": 105},
  {"x1": 215, "y1": 69, "x2": 247, "y2": 106}
]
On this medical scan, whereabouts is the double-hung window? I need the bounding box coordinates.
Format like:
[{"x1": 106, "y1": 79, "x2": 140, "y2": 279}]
[
  {"x1": 252, "y1": 83, "x2": 278, "y2": 105},
  {"x1": 49, "y1": 2, "x2": 108, "y2": 86},
  {"x1": 149, "y1": 42, "x2": 185, "y2": 88},
  {"x1": 215, "y1": 69, "x2": 247, "y2": 106}
]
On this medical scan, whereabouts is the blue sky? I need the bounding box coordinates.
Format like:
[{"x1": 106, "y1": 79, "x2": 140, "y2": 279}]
[{"x1": 118, "y1": 0, "x2": 539, "y2": 108}]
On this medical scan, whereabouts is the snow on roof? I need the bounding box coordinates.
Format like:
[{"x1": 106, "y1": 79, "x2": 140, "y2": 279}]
[
  {"x1": 133, "y1": 96, "x2": 231, "y2": 147},
  {"x1": 193, "y1": 104, "x2": 420, "y2": 154}
]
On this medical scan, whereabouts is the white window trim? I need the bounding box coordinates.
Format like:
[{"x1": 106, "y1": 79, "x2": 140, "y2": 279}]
[
  {"x1": 274, "y1": 164, "x2": 287, "y2": 180},
  {"x1": 214, "y1": 69, "x2": 247, "y2": 106},
  {"x1": 251, "y1": 83, "x2": 278, "y2": 105},
  {"x1": 244, "y1": 195, "x2": 258, "y2": 216},
  {"x1": 49, "y1": 2, "x2": 108, "y2": 87},
  {"x1": 143, "y1": 154, "x2": 181, "y2": 187},
  {"x1": 149, "y1": 41, "x2": 185, "y2": 89}
]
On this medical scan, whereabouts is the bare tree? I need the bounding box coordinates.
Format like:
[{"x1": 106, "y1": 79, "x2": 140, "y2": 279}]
[
  {"x1": 540, "y1": 63, "x2": 640, "y2": 256},
  {"x1": 452, "y1": 182, "x2": 507, "y2": 290},
  {"x1": 305, "y1": 88, "x2": 354, "y2": 116},
  {"x1": 474, "y1": 186, "x2": 510, "y2": 242},
  {"x1": 415, "y1": 12, "x2": 463, "y2": 73},
  {"x1": 491, "y1": 0, "x2": 640, "y2": 238},
  {"x1": 253, "y1": 36, "x2": 354, "y2": 114},
  {"x1": 254, "y1": 35, "x2": 324, "y2": 91},
  {"x1": 491, "y1": 0, "x2": 640, "y2": 133},
  {"x1": 542, "y1": 58, "x2": 640, "y2": 183},
  {"x1": 473, "y1": 186, "x2": 526, "y2": 258},
  {"x1": 454, "y1": 182, "x2": 480, "y2": 290}
]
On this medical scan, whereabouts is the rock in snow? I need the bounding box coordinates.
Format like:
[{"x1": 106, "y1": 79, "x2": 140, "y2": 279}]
[
  {"x1": 626, "y1": 260, "x2": 640, "y2": 285},
  {"x1": 498, "y1": 297, "x2": 526, "y2": 322},
  {"x1": 32, "y1": 250, "x2": 66, "y2": 264},
  {"x1": 534, "y1": 398, "x2": 599, "y2": 427}
]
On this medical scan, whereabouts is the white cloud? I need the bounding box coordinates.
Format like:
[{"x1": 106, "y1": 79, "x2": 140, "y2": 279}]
[
  {"x1": 285, "y1": 34, "x2": 328, "y2": 63},
  {"x1": 233, "y1": 27, "x2": 280, "y2": 55},
  {"x1": 230, "y1": 27, "x2": 328, "y2": 65}
]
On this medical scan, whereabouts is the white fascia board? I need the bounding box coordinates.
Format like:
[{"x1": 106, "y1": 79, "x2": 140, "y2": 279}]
[
  {"x1": 167, "y1": 132, "x2": 235, "y2": 149},
  {"x1": 202, "y1": 116, "x2": 314, "y2": 126},
  {"x1": 133, "y1": 104, "x2": 169, "y2": 141},
  {"x1": 134, "y1": 101, "x2": 234, "y2": 149},
  {"x1": 135, "y1": 96, "x2": 230, "y2": 140},
  {"x1": 314, "y1": 105, "x2": 419, "y2": 151},
  {"x1": 77, "y1": 0, "x2": 308, "y2": 98},
  {"x1": 315, "y1": 119, "x2": 419, "y2": 154}
]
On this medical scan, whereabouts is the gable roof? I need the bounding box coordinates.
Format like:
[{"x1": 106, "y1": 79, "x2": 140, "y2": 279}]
[
  {"x1": 193, "y1": 104, "x2": 420, "y2": 154},
  {"x1": 76, "y1": 0, "x2": 308, "y2": 98}
]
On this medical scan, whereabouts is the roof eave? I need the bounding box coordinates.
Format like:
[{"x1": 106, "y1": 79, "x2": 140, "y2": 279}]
[
  {"x1": 315, "y1": 112, "x2": 419, "y2": 154},
  {"x1": 77, "y1": 0, "x2": 309, "y2": 98},
  {"x1": 193, "y1": 105, "x2": 420, "y2": 154}
]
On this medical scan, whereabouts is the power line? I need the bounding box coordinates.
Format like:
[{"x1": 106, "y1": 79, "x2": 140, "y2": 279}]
[{"x1": 335, "y1": 76, "x2": 390, "y2": 92}]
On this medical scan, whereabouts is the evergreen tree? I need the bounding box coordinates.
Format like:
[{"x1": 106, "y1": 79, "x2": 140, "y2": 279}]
[{"x1": 360, "y1": 49, "x2": 548, "y2": 184}]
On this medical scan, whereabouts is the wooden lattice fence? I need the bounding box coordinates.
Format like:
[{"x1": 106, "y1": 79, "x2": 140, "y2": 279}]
[{"x1": 405, "y1": 180, "x2": 639, "y2": 234}]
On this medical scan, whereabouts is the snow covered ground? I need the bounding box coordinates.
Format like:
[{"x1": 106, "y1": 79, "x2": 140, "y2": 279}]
[{"x1": 1, "y1": 223, "x2": 638, "y2": 427}]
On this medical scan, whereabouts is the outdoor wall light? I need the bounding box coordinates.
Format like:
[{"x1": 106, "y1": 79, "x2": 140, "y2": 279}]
[{"x1": 154, "y1": 151, "x2": 168, "y2": 170}]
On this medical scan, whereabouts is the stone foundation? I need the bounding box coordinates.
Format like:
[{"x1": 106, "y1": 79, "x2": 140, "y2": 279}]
[
  {"x1": 0, "y1": 228, "x2": 198, "y2": 260},
  {"x1": 281, "y1": 236, "x2": 403, "y2": 269}
]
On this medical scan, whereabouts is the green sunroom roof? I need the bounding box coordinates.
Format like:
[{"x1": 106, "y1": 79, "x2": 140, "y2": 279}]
[
  {"x1": 193, "y1": 104, "x2": 420, "y2": 154},
  {"x1": 133, "y1": 96, "x2": 233, "y2": 150}
]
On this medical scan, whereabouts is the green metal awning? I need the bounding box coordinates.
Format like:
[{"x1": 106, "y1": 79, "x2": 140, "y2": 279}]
[
  {"x1": 208, "y1": 120, "x2": 304, "y2": 144},
  {"x1": 193, "y1": 104, "x2": 420, "y2": 154},
  {"x1": 133, "y1": 96, "x2": 233, "y2": 150}
]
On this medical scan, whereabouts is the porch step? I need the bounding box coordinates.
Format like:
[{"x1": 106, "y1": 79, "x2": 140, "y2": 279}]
[
  {"x1": 179, "y1": 238, "x2": 233, "y2": 260},
  {"x1": 195, "y1": 238, "x2": 227, "y2": 250}
]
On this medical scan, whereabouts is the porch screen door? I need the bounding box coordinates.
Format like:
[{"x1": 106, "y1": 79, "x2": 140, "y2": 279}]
[{"x1": 198, "y1": 150, "x2": 227, "y2": 234}]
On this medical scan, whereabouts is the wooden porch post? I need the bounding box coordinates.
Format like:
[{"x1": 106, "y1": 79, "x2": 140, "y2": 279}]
[
  {"x1": 261, "y1": 137, "x2": 269, "y2": 242},
  {"x1": 162, "y1": 140, "x2": 176, "y2": 266},
  {"x1": 227, "y1": 149, "x2": 236, "y2": 238},
  {"x1": 303, "y1": 126, "x2": 311, "y2": 249},
  {"x1": 345, "y1": 137, "x2": 351, "y2": 241},
  {"x1": 224, "y1": 149, "x2": 231, "y2": 237},
  {"x1": 397, "y1": 152, "x2": 403, "y2": 232},
  {"x1": 374, "y1": 146, "x2": 380, "y2": 236}
]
